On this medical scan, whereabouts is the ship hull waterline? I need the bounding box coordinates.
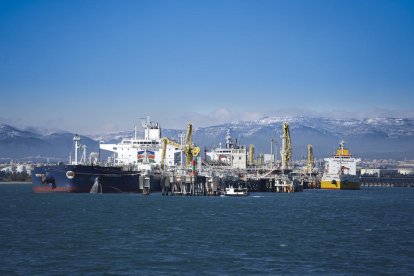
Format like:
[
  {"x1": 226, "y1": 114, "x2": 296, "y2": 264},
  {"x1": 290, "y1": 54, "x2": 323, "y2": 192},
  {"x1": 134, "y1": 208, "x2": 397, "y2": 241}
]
[
  {"x1": 320, "y1": 180, "x2": 360, "y2": 190},
  {"x1": 32, "y1": 164, "x2": 161, "y2": 193}
]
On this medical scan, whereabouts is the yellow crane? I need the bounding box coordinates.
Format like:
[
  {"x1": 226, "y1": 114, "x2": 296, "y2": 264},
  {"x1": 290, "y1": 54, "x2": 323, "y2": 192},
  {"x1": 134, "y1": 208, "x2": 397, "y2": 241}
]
[
  {"x1": 281, "y1": 122, "x2": 292, "y2": 170},
  {"x1": 306, "y1": 144, "x2": 314, "y2": 174},
  {"x1": 183, "y1": 123, "x2": 200, "y2": 166},
  {"x1": 160, "y1": 123, "x2": 201, "y2": 168},
  {"x1": 249, "y1": 144, "x2": 255, "y2": 166},
  {"x1": 161, "y1": 137, "x2": 181, "y2": 169}
]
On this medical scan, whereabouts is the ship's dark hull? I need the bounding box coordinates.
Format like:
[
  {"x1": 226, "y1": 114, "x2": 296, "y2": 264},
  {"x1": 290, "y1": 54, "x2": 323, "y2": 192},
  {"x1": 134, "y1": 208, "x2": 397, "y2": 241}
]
[{"x1": 31, "y1": 164, "x2": 156, "y2": 193}]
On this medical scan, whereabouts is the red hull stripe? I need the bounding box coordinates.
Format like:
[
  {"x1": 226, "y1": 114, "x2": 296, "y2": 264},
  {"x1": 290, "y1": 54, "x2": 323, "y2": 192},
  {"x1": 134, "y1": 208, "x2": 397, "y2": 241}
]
[{"x1": 32, "y1": 186, "x2": 80, "y2": 193}]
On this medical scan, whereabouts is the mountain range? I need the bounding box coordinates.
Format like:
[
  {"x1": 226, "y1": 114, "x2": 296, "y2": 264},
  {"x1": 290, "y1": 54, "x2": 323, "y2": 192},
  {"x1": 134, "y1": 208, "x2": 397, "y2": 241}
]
[
  {"x1": 0, "y1": 124, "x2": 98, "y2": 162},
  {"x1": 1, "y1": 116, "x2": 414, "y2": 162},
  {"x1": 191, "y1": 117, "x2": 414, "y2": 160}
]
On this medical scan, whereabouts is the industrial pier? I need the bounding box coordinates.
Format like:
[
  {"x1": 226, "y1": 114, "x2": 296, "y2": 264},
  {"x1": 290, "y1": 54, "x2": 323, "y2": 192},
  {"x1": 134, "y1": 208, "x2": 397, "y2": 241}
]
[
  {"x1": 157, "y1": 122, "x2": 317, "y2": 196},
  {"x1": 33, "y1": 116, "x2": 413, "y2": 194}
]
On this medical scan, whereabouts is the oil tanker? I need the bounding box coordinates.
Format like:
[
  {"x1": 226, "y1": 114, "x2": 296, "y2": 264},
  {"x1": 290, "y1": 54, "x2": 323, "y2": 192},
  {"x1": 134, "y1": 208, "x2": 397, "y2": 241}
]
[
  {"x1": 31, "y1": 118, "x2": 175, "y2": 193},
  {"x1": 32, "y1": 163, "x2": 141, "y2": 193},
  {"x1": 31, "y1": 133, "x2": 145, "y2": 193},
  {"x1": 320, "y1": 141, "x2": 360, "y2": 190}
]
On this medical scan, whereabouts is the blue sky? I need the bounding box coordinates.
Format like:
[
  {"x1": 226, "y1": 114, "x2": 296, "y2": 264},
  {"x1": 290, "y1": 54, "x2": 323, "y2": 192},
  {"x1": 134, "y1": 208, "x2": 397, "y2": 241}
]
[{"x1": 1, "y1": 0, "x2": 413, "y2": 133}]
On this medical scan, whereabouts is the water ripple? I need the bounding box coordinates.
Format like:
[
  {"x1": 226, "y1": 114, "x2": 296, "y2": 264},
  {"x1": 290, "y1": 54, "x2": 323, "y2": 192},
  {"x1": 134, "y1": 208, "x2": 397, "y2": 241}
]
[{"x1": 0, "y1": 185, "x2": 413, "y2": 275}]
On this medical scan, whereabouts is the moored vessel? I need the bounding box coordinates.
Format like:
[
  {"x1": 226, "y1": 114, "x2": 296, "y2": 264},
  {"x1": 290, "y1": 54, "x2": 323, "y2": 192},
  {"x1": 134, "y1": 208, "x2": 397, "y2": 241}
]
[
  {"x1": 320, "y1": 141, "x2": 360, "y2": 190},
  {"x1": 32, "y1": 164, "x2": 140, "y2": 193},
  {"x1": 32, "y1": 134, "x2": 141, "y2": 193}
]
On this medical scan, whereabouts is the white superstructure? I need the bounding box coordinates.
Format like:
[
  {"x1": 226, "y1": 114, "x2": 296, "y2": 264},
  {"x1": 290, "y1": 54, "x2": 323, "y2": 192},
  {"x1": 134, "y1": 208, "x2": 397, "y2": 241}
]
[
  {"x1": 206, "y1": 129, "x2": 247, "y2": 169},
  {"x1": 222, "y1": 186, "x2": 248, "y2": 196},
  {"x1": 99, "y1": 118, "x2": 181, "y2": 171}
]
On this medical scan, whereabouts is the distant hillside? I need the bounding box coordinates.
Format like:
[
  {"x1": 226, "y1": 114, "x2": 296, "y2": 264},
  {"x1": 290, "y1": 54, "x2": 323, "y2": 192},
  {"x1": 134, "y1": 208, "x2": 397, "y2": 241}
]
[
  {"x1": 0, "y1": 125, "x2": 98, "y2": 162},
  {"x1": 1, "y1": 116, "x2": 414, "y2": 161}
]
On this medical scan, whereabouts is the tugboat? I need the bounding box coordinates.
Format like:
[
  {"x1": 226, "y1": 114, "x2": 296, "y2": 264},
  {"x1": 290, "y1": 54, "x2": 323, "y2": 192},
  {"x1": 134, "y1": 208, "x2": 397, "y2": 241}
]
[
  {"x1": 32, "y1": 134, "x2": 140, "y2": 193},
  {"x1": 320, "y1": 141, "x2": 360, "y2": 190},
  {"x1": 221, "y1": 186, "x2": 249, "y2": 196}
]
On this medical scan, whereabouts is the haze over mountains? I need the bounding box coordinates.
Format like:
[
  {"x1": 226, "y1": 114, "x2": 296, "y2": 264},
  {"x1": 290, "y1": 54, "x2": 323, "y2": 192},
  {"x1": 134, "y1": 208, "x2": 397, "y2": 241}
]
[{"x1": 1, "y1": 116, "x2": 414, "y2": 162}]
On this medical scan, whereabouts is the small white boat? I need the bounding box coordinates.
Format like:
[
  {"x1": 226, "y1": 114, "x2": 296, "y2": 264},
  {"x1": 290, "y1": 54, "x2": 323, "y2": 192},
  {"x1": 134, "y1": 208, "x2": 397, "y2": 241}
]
[{"x1": 222, "y1": 186, "x2": 249, "y2": 196}]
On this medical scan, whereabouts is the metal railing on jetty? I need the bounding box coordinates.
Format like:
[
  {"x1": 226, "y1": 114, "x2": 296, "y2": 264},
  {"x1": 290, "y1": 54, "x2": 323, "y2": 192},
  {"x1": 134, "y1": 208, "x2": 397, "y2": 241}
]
[
  {"x1": 161, "y1": 172, "x2": 210, "y2": 196},
  {"x1": 360, "y1": 176, "x2": 414, "y2": 188},
  {"x1": 157, "y1": 162, "x2": 318, "y2": 195}
]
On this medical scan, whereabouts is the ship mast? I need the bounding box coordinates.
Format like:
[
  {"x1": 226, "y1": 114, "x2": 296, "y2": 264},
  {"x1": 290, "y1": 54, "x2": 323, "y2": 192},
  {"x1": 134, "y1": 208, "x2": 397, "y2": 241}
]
[
  {"x1": 340, "y1": 140, "x2": 345, "y2": 155},
  {"x1": 73, "y1": 134, "x2": 81, "y2": 165},
  {"x1": 225, "y1": 129, "x2": 232, "y2": 149}
]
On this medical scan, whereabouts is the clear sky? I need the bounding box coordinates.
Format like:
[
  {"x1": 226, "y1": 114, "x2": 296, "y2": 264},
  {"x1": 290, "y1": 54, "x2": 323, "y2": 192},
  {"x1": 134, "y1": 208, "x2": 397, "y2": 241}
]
[{"x1": 1, "y1": 0, "x2": 414, "y2": 133}]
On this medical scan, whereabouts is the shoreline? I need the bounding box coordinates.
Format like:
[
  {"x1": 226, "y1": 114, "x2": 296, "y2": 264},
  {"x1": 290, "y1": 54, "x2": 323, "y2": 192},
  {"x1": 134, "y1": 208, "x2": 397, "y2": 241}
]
[{"x1": 0, "y1": 181, "x2": 31, "y2": 184}]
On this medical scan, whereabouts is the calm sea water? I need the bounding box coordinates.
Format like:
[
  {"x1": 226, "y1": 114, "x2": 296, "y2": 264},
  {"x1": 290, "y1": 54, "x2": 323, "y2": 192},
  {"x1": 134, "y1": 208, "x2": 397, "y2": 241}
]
[{"x1": 0, "y1": 184, "x2": 413, "y2": 275}]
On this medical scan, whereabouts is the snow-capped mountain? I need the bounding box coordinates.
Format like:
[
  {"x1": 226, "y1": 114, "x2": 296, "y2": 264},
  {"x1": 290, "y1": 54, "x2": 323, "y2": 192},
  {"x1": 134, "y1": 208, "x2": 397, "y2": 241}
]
[
  {"x1": 89, "y1": 116, "x2": 414, "y2": 160},
  {"x1": 191, "y1": 116, "x2": 414, "y2": 159},
  {"x1": 1, "y1": 116, "x2": 413, "y2": 161}
]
